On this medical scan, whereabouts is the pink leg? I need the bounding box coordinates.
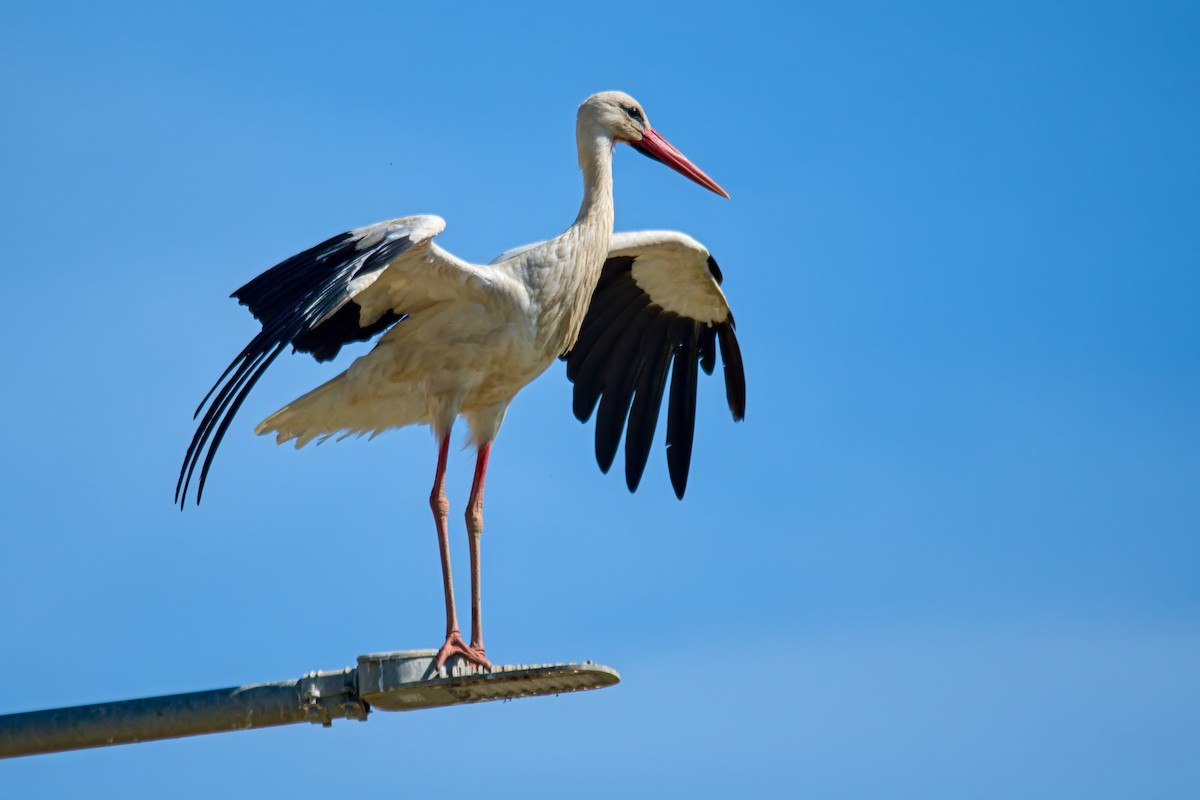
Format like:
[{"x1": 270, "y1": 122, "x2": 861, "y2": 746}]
[
  {"x1": 431, "y1": 433, "x2": 487, "y2": 670},
  {"x1": 465, "y1": 442, "x2": 492, "y2": 665}
]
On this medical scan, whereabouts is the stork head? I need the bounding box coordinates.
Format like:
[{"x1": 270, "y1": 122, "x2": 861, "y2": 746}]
[{"x1": 578, "y1": 91, "x2": 729, "y2": 199}]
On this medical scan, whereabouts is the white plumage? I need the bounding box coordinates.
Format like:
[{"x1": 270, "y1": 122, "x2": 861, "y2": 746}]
[{"x1": 178, "y1": 91, "x2": 744, "y2": 669}]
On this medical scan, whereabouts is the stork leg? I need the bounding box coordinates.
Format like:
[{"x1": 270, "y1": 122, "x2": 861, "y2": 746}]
[
  {"x1": 465, "y1": 442, "x2": 492, "y2": 665},
  {"x1": 431, "y1": 433, "x2": 487, "y2": 670}
]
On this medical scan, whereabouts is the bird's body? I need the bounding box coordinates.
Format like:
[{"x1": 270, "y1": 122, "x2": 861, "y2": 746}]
[
  {"x1": 179, "y1": 91, "x2": 744, "y2": 669},
  {"x1": 257, "y1": 209, "x2": 612, "y2": 450}
]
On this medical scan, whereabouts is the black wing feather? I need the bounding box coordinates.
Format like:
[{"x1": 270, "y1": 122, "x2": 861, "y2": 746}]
[
  {"x1": 698, "y1": 324, "x2": 717, "y2": 375},
  {"x1": 565, "y1": 278, "x2": 642, "y2": 383},
  {"x1": 563, "y1": 250, "x2": 745, "y2": 498},
  {"x1": 717, "y1": 322, "x2": 746, "y2": 421},
  {"x1": 176, "y1": 228, "x2": 415, "y2": 507},
  {"x1": 591, "y1": 255, "x2": 636, "y2": 298},
  {"x1": 623, "y1": 316, "x2": 682, "y2": 492},
  {"x1": 593, "y1": 310, "x2": 660, "y2": 472},
  {"x1": 292, "y1": 304, "x2": 404, "y2": 362},
  {"x1": 571, "y1": 292, "x2": 650, "y2": 421},
  {"x1": 665, "y1": 322, "x2": 701, "y2": 499}
]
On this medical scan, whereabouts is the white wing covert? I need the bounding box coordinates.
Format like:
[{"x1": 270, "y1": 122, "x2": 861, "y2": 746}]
[{"x1": 564, "y1": 231, "x2": 746, "y2": 499}]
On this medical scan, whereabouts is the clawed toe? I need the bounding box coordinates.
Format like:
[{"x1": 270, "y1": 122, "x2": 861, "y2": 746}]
[{"x1": 435, "y1": 631, "x2": 491, "y2": 670}]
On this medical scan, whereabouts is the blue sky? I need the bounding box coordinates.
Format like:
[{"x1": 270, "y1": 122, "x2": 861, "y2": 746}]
[{"x1": 2, "y1": 1, "x2": 1198, "y2": 796}]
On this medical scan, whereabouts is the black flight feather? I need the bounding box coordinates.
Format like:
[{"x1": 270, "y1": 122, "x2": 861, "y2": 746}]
[
  {"x1": 177, "y1": 227, "x2": 416, "y2": 507},
  {"x1": 561, "y1": 248, "x2": 746, "y2": 498},
  {"x1": 665, "y1": 322, "x2": 701, "y2": 499},
  {"x1": 570, "y1": 293, "x2": 650, "y2": 421},
  {"x1": 716, "y1": 322, "x2": 746, "y2": 421},
  {"x1": 593, "y1": 310, "x2": 664, "y2": 472},
  {"x1": 698, "y1": 324, "x2": 717, "y2": 375},
  {"x1": 623, "y1": 316, "x2": 680, "y2": 492}
]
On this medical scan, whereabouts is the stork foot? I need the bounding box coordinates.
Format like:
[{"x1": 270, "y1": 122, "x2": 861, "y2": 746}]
[{"x1": 434, "y1": 631, "x2": 491, "y2": 671}]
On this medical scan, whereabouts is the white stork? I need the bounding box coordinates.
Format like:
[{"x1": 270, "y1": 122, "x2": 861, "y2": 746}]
[{"x1": 177, "y1": 91, "x2": 746, "y2": 669}]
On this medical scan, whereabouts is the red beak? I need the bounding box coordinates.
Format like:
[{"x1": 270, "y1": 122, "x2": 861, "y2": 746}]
[{"x1": 630, "y1": 127, "x2": 730, "y2": 199}]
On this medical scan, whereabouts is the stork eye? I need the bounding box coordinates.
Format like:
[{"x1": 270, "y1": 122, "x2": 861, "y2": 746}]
[{"x1": 622, "y1": 105, "x2": 644, "y2": 122}]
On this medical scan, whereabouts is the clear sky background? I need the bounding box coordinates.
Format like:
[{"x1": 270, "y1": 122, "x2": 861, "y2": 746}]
[{"x1": 2, "y1": 1, "x2": 1197, "y2": 797}]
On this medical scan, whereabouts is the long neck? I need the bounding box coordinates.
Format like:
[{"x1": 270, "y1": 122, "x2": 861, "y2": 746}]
[
  {"x1": 526, "y1": 128, "x2": 616, "y2": 356},
  {"x1": 573, "y1": 129, "x2": 615, "y2": 234}
]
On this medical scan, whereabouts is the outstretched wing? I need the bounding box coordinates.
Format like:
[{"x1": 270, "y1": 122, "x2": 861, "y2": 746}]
[
  {"x1": 177, "y1": 214, "x2": 511, "y2": 507},
  {"x1": 563, "y1": 231, "x2": 746, "y2": 499}
]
